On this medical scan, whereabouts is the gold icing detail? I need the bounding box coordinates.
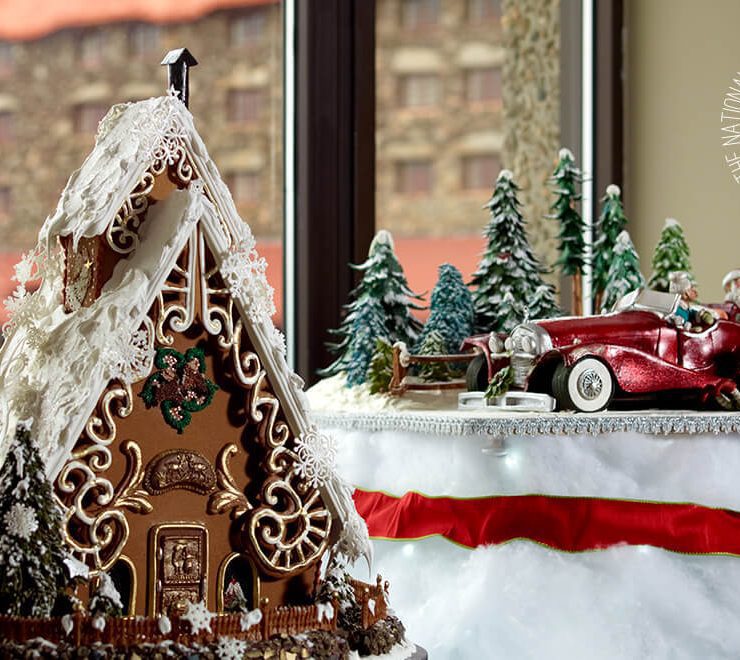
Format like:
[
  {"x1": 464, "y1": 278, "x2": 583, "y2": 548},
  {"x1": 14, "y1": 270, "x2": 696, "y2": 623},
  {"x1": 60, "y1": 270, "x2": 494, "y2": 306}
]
[
  {"x1": 144, "y1": 449, "x2": 217, "y2": 496},
  {"x1": 55, "y1": 382, "x2": 153, "y2": 575},
  {"x1": 208, "y1": 443, "x2": 251, "y2": 518}
]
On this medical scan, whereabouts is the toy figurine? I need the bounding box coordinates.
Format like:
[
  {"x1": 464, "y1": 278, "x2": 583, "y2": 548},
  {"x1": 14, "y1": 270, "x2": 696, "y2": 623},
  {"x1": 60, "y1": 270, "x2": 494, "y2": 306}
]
[
  {"x1": 723, "y1": 269, "x2": 740, "y2": 305},
  {"x1": 668, "y1": 271, "x2": 719, "y2": 330}
]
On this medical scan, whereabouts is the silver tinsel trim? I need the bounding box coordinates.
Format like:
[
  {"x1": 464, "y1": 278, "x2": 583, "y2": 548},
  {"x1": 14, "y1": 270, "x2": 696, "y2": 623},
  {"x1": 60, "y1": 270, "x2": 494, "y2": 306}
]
[{"x1": 313, "y1": 411, "x2": 740, "y2": 437}]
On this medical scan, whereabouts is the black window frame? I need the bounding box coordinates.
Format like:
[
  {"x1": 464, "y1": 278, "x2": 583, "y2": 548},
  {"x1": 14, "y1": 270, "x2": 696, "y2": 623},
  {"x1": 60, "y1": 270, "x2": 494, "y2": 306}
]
[{"x1": 289, "y1": 0, "x2": 623, "y2": 384}]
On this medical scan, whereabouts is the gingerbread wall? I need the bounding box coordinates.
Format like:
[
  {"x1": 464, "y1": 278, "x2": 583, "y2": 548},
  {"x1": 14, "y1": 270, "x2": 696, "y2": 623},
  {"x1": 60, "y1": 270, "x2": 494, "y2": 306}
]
[{"x1": 54, "y1": 232, "x2": 329, "y2": 617}]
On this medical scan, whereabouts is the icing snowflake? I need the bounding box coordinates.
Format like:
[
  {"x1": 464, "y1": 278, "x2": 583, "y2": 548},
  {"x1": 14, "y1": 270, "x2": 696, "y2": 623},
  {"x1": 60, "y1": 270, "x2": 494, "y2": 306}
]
[
  {"x1": 271, "y1": 325, "x2": 287, "y2": 356},
  {"x1": 4, "y1": 284, "x2": 27, "y2": 317},
  {"x1": 293, "y1": 430, "x2": 337, "y2": 489},
  {"x1": 220, "y1": 238, "x2": 276, "y2": 320},
  {"x1": 216, "y1": 637, "x2": 248, "y2": 660},
  {"x1": 4, "y1": 503, "x2": 39, "y2": 540},
  {"x1": 12, "y1": 251, "x2": 37, "y2": 286},
  {"x1": 135, "y1": 96, "x2": 188, "y2": 167},
  {"x1": 181, "y1": 599, "x2": 214, "y2": 634},
  {"x1": 104, "y1": 326, "x2": 155, "y2": 385}
]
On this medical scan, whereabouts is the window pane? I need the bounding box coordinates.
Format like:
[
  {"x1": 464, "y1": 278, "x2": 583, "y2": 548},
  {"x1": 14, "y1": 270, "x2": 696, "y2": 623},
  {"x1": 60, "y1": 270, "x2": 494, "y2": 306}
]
[
  {"x1": 0, "y1": 2, "x2": 285, "y2": 329},
  {"x1": 376, "y1": 0, "x2": 560, "y2": 321}
]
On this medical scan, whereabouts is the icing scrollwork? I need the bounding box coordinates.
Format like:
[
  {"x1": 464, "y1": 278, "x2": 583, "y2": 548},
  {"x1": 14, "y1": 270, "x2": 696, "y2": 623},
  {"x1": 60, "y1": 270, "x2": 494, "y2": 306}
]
[
  {"x1": 54, "y1": 382, "x2": 152, "y2": 574},
  {"x1": 208, "y1": 443, "x2": 251, "y2": 518},
  {"x1": 245, "y1": 472, "x2": 331, "y2": 576}
]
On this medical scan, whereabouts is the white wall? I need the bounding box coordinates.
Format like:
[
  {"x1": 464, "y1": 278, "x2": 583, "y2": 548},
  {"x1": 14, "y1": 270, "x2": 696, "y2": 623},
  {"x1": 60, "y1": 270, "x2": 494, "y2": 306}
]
[{"x1": 625, "y1": 0, "x2": 740, "y2": 300}]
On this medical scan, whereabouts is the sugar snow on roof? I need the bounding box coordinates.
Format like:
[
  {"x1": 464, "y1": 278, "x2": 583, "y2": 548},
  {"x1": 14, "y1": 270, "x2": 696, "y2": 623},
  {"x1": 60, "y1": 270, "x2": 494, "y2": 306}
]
[{"x1": 40, "y1": 94, "x2": 196, "y2": 249}]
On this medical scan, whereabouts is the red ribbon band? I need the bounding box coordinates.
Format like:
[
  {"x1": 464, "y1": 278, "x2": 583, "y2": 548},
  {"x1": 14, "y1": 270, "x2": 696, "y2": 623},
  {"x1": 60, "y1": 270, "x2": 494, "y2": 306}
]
[{"x1": 353, "y1": 489, "x2": 740, "y2": 555}]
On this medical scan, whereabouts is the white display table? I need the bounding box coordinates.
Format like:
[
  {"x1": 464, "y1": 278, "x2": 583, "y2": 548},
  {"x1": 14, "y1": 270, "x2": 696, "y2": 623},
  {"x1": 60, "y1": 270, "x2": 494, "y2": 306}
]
[{"x1": 317, "y1": 409, "x2": 740, "y2": 659}]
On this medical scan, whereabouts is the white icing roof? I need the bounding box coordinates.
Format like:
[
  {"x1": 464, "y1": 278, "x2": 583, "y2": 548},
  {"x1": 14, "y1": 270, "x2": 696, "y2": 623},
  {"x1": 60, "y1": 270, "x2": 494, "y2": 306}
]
[{"x1": 0, "y1": 94, "x2": 367, "y2": 563}]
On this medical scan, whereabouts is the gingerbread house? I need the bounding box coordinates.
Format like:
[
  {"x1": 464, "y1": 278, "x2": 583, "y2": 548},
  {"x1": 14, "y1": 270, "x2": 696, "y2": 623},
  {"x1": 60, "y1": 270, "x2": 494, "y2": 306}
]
[{"x1": 0, "y1": 75, "x2": 369, "y2": 621}]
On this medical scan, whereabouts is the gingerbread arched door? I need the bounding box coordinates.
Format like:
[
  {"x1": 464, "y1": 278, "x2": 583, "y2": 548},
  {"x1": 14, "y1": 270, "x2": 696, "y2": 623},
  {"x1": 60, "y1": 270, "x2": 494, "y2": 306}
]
[{"x1": 149, "y1": 523, "x2": 208, "y2": 616}]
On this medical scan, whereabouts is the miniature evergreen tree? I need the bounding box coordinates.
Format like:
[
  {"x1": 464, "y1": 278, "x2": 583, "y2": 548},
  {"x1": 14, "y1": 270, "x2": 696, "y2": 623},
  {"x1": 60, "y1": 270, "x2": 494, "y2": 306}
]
[
  {"x1": 0, "y1": 424, "x2": 69, "y2": 617},
  {"x1": 497, "y1": 291, "x2": 525, "y2": 332},
  {"x1": 528, "y1": 283, "x2": 560, "y2": 322},
  {"x1": 415, "y1": 264, "x2": 474, "y2": 354},
  {"x1": 548, "y1": 148, "x2": 586, "y2": 315},
  {"x1": 366, "y1": 338, "x2": 394, "y2": 394},
  {"x1": 89, "y1": 572, "x2": 123, "y2": 618},
  {"x1": 593, "y1": 184, "x2": 628, "y2": 309},
  {"x1": 470, "y1": 170, "x2": 560, "y2": 333},
  {"x1": 344, "y1": 298, "x2": 392, "y2": 387},
  {"x1": 415, "y1": 330, "x2": 453, "y2": 382},
  {"x1": 648, "y1": 218, "x2": 694, "y2": 292},
  {"x1": 321, "y1": 230, "x2": 423, "y2": 379},
  {"x1": 601, "y1": 230, "x2": 646, "y2": 313}
]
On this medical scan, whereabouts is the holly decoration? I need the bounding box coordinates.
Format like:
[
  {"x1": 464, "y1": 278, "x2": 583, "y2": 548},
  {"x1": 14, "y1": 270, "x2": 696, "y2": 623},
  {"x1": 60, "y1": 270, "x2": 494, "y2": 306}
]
[
  {"x1": 140, "y1": 347, "x2": 218, "y2": 433},
  {"x1": 648, "y1": 218, "x2": 694, "y2": 292},
  {"x1": 321, "y1": 230, "x2": 423, "y2": 379},
  {"x1": 0, "y1": 424, "x2": 70, "y2": 617},
  {"x1": 592, "y1": 184, "x2": 628, "y2": 308},
  {"x1": 367, "y1": 338, "x2": 394, "y2": 394},
  {"x1": 416, "y1": 264, "x2": 474, "y2": 355},
  {"x1": 600, "y1": 230, "x2": 645, "y2": 313},
  {"x1": 484, "y1": 365, "x2": 513, "y2": 400},
  {"x1": 548, "y1": 148, "x2": 586, "y2": 314},
  {"x1": 470, "y1": 170, "x2": 559, "y2": 333}
]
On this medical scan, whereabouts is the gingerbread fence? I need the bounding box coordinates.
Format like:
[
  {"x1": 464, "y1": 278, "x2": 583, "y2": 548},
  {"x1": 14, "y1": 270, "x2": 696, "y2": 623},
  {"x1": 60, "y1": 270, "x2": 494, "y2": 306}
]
[
  {"x1": 349, "y1": 575, "x2": 389, "y2": 629},
  {"x1": 389, "y1": 341, "x2": 473, "y2": 395},
  {"x1": 0, "y1": 600, "x2": 339, "y2": 647}
]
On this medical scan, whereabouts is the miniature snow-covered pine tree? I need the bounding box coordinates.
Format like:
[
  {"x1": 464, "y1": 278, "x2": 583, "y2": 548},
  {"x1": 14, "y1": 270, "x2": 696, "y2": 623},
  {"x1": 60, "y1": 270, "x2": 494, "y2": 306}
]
[
  {"x1": 321, "y1": 230, "x2": 423, "y2": 379},
  {"x1": 470, "y1": 170, "x2": 560, "y2": 333},
  {"x1": 592, "y1": 184, "x2": 628, "y2": 309},
  {"x1": 497, "y1": 291, "x2": 525, "y2": 332},
  {"x1": 344, "y1": 297, "x2": 392, "y2": 387},
  {"x1": 601, "y1": 230, "x2": 646, "y2": 313},
  {"x1": 415, "y1": 264, "x2": 474, "y2": 354},
  {"x1": 366, "y1": 338, "x2": 394, "y2": 394},
  {"x1": 89, "y1": 572, "x2": 123, "y2": 618},
  {"x1": 648, "y1": 218, "x2": 694, "y2": 292},
  {"x1": 548, "y1": 148, "x2": 586, "y2": 315},
  {"x1": 416, "y1": 330, "x2": 453, "y2": 382},
  {"x1": 0, "y1": 424, "x2": 69, "y2": 617}
]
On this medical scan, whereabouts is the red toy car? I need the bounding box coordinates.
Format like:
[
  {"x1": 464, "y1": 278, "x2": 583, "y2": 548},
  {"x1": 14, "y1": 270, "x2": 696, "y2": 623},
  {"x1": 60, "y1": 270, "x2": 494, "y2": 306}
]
[{"x1": 463, "y1": 288, "x2": 740, "y2": 412}]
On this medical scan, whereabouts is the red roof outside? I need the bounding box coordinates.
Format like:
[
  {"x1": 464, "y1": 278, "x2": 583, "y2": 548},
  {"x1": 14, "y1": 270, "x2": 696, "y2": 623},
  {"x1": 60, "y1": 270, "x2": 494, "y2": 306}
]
[
  {"x1": 0, "y1": 0, "x2": 274, "y2": 41},
  {"x1": 0, "y1": 237, "x2": 485, "y2": 329}
]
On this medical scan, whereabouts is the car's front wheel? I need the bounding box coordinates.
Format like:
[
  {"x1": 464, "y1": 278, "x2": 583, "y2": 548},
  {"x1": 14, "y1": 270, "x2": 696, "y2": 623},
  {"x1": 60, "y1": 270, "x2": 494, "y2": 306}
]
[
  {"x1": 466, "y1": 354, "x2": 488, "y2": 392},
  {"x1": 552, "y1": 357, "x2": 615, "y2": 412}
]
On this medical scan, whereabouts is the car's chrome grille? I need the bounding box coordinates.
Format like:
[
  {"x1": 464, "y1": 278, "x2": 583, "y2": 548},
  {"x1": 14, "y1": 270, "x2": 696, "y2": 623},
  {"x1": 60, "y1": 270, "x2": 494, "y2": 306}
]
[{"x1": 511, "y1": 352, "x2": 534, "y2": 387}]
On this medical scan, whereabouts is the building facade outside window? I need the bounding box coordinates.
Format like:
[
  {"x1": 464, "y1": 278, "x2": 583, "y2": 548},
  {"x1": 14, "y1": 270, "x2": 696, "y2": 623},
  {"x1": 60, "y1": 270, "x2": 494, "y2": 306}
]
[
  {"x1": 228, "y1": 88, "x2": 264, "y2": 123},
  {"x1": 396, "y1": 160, "x2": 433, "y2": 195},
  {"x1": 461, "y1": 154, "x2": 500, "y2": 190},
  {"x1": 230, "y1": 8, "x2": 267, "y2": 46},
  {"x1": 74, "y1": 103, "x2": 108, "y2": 134},
  {"x1": 227, "y1": 171, "x2": 262, "y2": 205},
  {"x1": 128, "y1": 23, "x2": 160, "y2": 57},
  {"x1": 0, "y1": 112, "x2": 13, "y2": 143},
  {"x1": 401, "y1": 0, "x2": 440, "y2": 30},
  {"x1": 465, "y1": 67, "x2": 501, "y2": 104},
  {"x1": 398, "y1": 74, "x2": 440, "y2": 108}
]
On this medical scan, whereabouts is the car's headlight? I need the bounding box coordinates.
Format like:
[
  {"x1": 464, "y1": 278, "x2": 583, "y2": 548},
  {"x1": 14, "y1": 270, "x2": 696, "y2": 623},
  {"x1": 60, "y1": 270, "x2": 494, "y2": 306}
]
[
  {"x1": 510, "y1": 324, "x2": 551, "y2": 356},
  {"x1": 488, "y1": 333, "x2": 504, "y2": 354}
]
